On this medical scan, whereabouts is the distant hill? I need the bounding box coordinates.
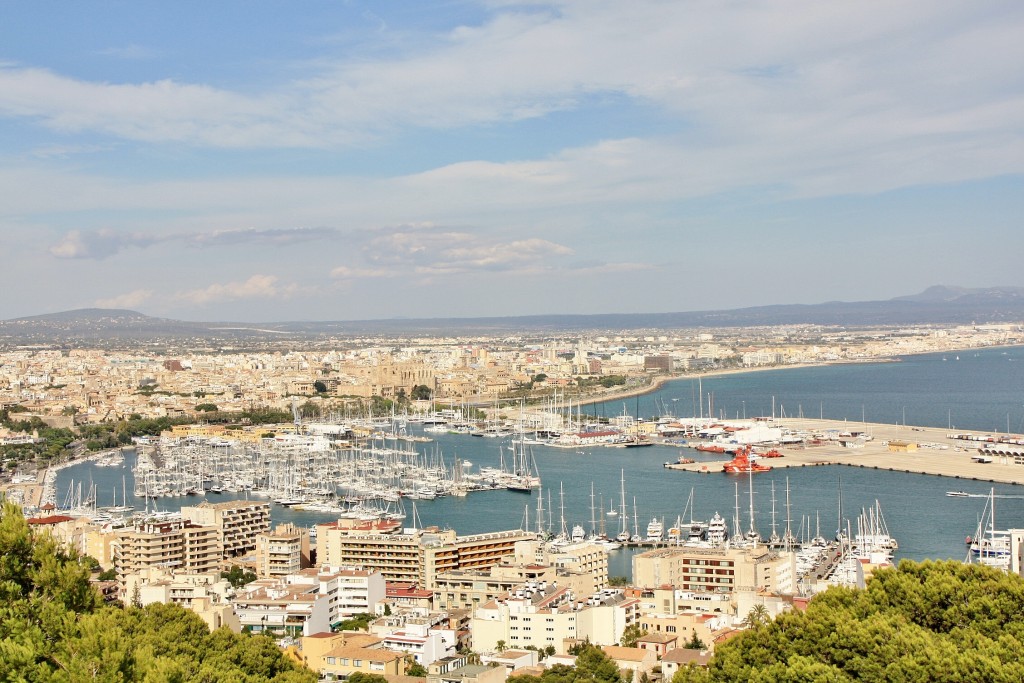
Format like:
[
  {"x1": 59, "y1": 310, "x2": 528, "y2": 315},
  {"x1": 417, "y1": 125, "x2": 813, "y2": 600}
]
[{"x1": 2, "y1": 286, "x2": 1023, "y2": 345}]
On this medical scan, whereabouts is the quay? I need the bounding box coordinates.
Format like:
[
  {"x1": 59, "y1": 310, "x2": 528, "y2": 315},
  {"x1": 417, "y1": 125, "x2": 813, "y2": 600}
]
[{"x1": 664, "y1": 418, "x2": 1024, "y2": 486}]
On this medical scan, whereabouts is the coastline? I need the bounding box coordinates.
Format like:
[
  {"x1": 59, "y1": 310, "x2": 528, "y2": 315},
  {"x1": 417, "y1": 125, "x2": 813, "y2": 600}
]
[{"x1": 570, "y1": 341, "x2": 1024, "y2": 411}]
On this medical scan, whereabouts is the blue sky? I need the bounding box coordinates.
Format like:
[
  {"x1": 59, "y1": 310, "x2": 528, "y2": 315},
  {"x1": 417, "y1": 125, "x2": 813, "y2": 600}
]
[{"x1": 1, "y1": 0, "x2": 1022, "y2": 322}]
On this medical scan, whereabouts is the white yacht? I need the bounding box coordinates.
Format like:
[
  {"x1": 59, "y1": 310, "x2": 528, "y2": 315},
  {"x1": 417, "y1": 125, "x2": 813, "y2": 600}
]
[
  {"x1": 705, "y1": 512, "x2": 729, "y2": 546},
  {"x1": 645, "y1": 517, "x2": 664, "y2": 542}
]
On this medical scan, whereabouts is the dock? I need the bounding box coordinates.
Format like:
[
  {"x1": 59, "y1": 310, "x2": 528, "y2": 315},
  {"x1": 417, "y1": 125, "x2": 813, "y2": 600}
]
[{"x1": 664, "y1": 418, "x2": 1024, "y2": 486}]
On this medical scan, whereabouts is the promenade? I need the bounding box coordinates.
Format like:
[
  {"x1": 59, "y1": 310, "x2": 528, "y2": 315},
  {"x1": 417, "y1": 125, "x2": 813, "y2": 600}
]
[{"x1": 666, "y1": 418, "x2": 1024, "y2": 486}]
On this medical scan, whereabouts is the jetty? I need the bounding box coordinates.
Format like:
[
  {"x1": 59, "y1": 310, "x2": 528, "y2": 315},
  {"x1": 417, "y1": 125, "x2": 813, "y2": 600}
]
[{"x1": 665, "y1": 418, "x2": 1024, "y2": 486}]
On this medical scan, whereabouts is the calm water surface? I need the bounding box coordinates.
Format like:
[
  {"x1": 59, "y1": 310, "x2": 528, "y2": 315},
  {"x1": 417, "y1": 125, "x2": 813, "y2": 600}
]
[{"x1": 57, "y1": 346, "x2": 1024, "y2": 579}]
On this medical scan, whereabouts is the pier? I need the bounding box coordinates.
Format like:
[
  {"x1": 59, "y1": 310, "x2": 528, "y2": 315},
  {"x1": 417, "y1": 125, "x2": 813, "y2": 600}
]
[{"x1": 664, "y1": 418, "x2": 1024, "y2": 486}]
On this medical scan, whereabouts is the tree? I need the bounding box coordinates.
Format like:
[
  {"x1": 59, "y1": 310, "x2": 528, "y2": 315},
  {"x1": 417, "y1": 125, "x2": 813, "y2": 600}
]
[
  {"x1": 406, "y1": 661, "x2": 428, "y2": 677},
  {"x1": 619, "y1": 623, "x2": 648, "y2": 648},
  {"x1": 221, "y1": 565, "x2": 257, "y2": 588},
  {"x1": 350, "y1": 674, "x2": 390, "y2": 683},
  {"x1": 684, "y1": 630, "x2": 706, "y2": 650},
  {"x1": 0, "y1": 501, "x2": 316, "y2": 681},
  {"x1": 574, "y1": 644, "x2": 624, "y2": 683},
  {"x1": 705, "y1": 560, "x2": 1024, "y2": 682},
  {"x1": 299, "y1": 401, "x2": 320, "y2": 419},
  {"x1": 411, "y1": 384, "x2": 433, "y2": 401},
  {"x1": 496, "y1": 639, "x2": 508, "y2": 652},
  {"x1": 607, "y1": 576, "x2": 630, "y2": 586},
  {"x1": 313, "y1": 380, "x2": 328, "y2": 394},
  {"x1": 334, "y1": 612, "x2": 375, "y2": 632},
  {"x1": 743, "y1": 604, "x2": 770, "y2": 630},
  {"x1": 195, "y1": 403, "x2": 219, "y2": 412}
]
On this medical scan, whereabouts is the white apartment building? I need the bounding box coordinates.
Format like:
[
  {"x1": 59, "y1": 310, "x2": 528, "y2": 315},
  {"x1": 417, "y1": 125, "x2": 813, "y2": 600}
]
[{"x1": 471, "y1": 585, "x2": 640, "y2": 655}]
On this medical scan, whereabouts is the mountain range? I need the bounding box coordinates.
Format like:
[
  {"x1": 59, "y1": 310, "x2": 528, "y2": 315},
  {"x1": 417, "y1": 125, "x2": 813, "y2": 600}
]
[{"x1": 2, "y1": 286, "x2": 1023, "y2": 345}]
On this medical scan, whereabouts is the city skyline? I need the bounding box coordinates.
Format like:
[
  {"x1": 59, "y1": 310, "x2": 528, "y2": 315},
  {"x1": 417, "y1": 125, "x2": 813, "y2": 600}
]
[{"x1": 1, "y1": 1, "x2": 1022, "y2": 322}]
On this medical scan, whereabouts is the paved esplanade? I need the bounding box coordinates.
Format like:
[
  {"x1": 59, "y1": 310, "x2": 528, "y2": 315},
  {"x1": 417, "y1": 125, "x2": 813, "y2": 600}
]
[{"x1": 666, "y1": 418, "x2": 1024, "y2": 486}]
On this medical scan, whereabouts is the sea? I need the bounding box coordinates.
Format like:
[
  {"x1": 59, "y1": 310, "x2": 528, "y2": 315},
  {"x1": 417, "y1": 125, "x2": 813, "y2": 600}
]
[{"x1": 54, "y1": 345, "x2": 1024, "y2": 580}]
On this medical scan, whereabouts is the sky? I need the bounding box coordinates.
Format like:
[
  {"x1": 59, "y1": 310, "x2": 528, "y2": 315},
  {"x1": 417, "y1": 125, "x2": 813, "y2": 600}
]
[{"x1": 1, "y1": 1, "x2": 1022, "y2": 323}]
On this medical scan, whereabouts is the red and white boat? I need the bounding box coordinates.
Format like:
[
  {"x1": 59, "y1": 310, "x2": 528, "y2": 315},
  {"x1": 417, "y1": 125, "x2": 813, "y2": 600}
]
[{"x1": 722, "y1": 446, "x2": 772, "y2": 474}]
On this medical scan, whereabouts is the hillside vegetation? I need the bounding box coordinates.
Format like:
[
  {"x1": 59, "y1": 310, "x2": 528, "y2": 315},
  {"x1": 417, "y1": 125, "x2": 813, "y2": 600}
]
[
  {"x1": 0, "y1": 499, "x2": 315, "y2": 682},
  {"x1": 675, "y1": 559, "x2": 1024, "y2": 682}
]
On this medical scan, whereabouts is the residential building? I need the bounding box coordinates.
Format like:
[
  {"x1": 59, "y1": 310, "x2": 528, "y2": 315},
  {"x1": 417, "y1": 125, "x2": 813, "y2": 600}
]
[
  {"x1": 632, "y1": 546, "x2": 796, "y2": 596},
  {"x1": 471, "y1": 585, "x2": 640, "y2": 656},
  {"x1": 299, "y1": 632, "x2": 405, "y2": 681},
  {"x1": 659, "y1": 648, "x2": 713, "y2": 677},
  {"x1": 255, "y1": 522, "x2": 312, "y2": 577},
  {"x1": 601, "y1": 646, "x2": 657, "y2": 683},
  {"x1": 181, "y1": 500, "x2": 271, "y2": 558},
  {"x1": 122, "y1": 566, "x2": 239, "y2": 632},
  {"x1": 316, "y1": 526, "x2": 536, "y2": 588},
  {"x1": 111, "y1": 518, "x2": 221, "y2": 581}
]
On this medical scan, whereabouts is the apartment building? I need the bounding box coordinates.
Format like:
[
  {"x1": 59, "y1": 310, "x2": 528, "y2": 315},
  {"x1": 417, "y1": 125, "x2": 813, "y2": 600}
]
[
  {"x1": 632, "y1": 545, "x2": 796, "y2": 596},
  {"x1": 231, "y1": 579, "x2": 330, "y2": 636},
  {"x1": 111, "y1": 518, "x2": 221, "y2": 581},
  {"x1": 122, "y1": 566, "x2": 239, "y2": 632},
  {"x1": 316, "y1": 526, "x2": 536, "y2": 588},
  {"x1": 471, "y1": 585, "x2": 641, "y2": 655},
  {"x1": 433, "y1": 539, "x2": 607, "y2": 613},
  {"x1": 181, "y1": 500, "x2": 271, "y2": 558},
  {"x1": 255, "y1": 522, "x2": 312, "y2": 577},
  {"x1": 299, "y1": 632, "x2": 402, "y2": 679}
]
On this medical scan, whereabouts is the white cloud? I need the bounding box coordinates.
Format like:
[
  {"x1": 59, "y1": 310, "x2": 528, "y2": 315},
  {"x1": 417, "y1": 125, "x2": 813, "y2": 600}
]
[
  {"x1": 93, "y1": 289, "x2": 154, "y2": 309},
  {"x1": 175, "y1": 275, "x2": 303, "y2": 306},
  {"x1": 0, "y1": 0, "x2": 1018, "y2": 202},
  {"x1": 360, "y1": 229, "x2": 573, "y2": 275}
]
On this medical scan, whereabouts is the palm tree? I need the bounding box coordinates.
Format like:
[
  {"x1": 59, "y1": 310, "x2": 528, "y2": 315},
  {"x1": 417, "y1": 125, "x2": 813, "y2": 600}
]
[{"x1": 745, "y1": 604, "x2": 771, "y2": 629}]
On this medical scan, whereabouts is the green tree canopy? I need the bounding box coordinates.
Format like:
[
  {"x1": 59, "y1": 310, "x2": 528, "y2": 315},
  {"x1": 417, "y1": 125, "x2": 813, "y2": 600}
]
[
  {"x1": 0, "y1": 500, "x2": 316, "y2": 682},
  {"x1": 349, "y1": 673, "x2": 391, "y2": 683},
  {"x1": 697, "y1": 559, "x2": 1024, "y2": 682},
  {"x1": 619, "y1": 623, "x2": 648, "y2": 648}
]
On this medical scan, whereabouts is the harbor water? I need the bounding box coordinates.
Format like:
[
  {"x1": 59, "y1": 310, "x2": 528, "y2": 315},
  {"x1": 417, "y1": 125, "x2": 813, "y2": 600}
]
[{"x1": 54, "y1": 346, "x2": 1024, "y2": 580}]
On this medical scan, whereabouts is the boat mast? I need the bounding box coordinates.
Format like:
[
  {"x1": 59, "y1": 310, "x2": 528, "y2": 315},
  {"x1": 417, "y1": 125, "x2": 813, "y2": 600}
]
[
  {"x1": 733, "y1": 482, "x2": 742, "y2": 546},
  {"x1": 619, "y1": 469, "x2": 628, "y2": 536},
  {"x1": 536, "y1": 485, "x2": 544, "y2": 535},
  {"x1": 589, "y1": 483, "x2": 597, "y2": 537},
  {"x1": 784, "y1": 477, "x2": 795, "y2": 549},
  {"x1": 559, "y1": 482, "x2": 568, "y2": 539},
  {"x1": 633, "y1": 496, "x2": 639, "y2": 539},
  {"x1": 747, "y1": 463, "x2": 757, "y2": 540}
]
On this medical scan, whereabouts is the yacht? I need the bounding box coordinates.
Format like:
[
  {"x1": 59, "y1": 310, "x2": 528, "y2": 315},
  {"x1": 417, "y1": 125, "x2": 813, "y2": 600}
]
[
  {"x1": 645, "y1": 517, "x2": 664, "y2": 542},
  {"x1": 705, "y1": 512, "x2": 729, "y2": 546}
]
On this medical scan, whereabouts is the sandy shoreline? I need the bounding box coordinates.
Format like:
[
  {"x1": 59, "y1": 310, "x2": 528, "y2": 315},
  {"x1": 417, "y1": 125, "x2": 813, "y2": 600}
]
[{"x1": 570, "y1": 362, "x2": 822, "y2": 409}]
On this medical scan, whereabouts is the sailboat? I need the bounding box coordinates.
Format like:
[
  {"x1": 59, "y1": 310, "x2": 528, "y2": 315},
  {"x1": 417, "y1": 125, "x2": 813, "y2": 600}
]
[
  {"x1": 616, "y1": 470, "x2": 631, "y2": 543},
  {"x1": 966, "y1": 488, "x2": 1011, "y2": 570},
  {"x1": 106, "y1": 475, "x2": 135, "y2": 514}
]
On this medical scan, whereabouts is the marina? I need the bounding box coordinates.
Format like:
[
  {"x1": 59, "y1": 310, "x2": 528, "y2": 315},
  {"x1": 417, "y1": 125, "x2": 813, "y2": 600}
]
[{"x1": 33, "y1": 345, "x2": 1024, "y2": 581}]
